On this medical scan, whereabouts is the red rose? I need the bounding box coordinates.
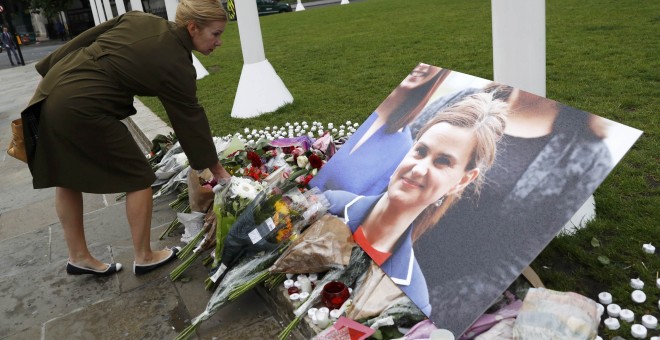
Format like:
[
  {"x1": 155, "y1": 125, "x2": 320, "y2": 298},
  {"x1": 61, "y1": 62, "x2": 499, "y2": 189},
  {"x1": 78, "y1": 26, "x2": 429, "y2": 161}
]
[
  {"x1": 246, "y1": 151, "x2": 262, "y2": 168},
  {"x1": 309, "y1": 153, "x2": 323, "y2": 169}
]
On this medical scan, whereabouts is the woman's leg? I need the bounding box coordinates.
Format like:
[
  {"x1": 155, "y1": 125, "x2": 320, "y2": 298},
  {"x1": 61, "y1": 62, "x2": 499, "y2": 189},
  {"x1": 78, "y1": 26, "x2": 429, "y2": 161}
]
[
  {"x1": 125, "y1": 187, "x2": 171, "y2": 265},
  {"x1": 56, "y1": 187, "x2": 107, "y2": 270}
]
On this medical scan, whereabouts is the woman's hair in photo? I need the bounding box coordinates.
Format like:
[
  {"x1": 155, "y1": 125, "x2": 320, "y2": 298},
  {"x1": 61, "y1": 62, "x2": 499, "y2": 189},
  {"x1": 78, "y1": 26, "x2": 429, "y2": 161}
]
[
  {"x1": 386, "y1": 68, "x2": 450, "y2": 134},
  {"x1": 176, "y1": 0, "x2": 227, "y2": 29},
  {"x1": 412, "y1": 92, "x2": 508, "y2": 241}
]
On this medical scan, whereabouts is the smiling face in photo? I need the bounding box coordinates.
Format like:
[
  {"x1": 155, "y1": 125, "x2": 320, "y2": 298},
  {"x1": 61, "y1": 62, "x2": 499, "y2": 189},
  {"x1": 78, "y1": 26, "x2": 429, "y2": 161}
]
[
  {"x1": 398, "y1": 63, "x2": 442, "y2": 91},
  {"x1": 387, "y1": 122, "x2": 478, "y2": 210}
]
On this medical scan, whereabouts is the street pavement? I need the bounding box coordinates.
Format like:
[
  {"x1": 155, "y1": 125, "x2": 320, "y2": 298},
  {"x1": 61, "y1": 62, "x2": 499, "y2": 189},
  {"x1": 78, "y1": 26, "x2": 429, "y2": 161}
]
[{"x1": 0, "y1": 48, "x2": 289, "y2": 340}]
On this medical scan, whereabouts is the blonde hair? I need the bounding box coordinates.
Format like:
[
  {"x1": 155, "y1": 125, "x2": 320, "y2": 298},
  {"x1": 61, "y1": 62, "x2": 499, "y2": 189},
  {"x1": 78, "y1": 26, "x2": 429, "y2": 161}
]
[
  {"x1": 412, "y1": 92, "x2": 508, "y2": 241},
  {"x1": 175, "y1": 0, "x2": 227, "y2": 29}
]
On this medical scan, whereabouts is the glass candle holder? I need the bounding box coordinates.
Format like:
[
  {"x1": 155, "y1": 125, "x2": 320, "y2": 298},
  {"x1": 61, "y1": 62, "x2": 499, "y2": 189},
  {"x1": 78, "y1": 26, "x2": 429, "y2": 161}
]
[{"x1": 322, "y1": 281, "x2": 350, "y2": 310}]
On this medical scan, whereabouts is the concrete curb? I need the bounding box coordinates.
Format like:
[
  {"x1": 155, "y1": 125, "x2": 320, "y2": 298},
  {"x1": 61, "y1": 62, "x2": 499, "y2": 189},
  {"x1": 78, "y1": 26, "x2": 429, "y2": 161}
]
[{"x1": 124, "y1": 98, "x2": 173, "y2": 154}]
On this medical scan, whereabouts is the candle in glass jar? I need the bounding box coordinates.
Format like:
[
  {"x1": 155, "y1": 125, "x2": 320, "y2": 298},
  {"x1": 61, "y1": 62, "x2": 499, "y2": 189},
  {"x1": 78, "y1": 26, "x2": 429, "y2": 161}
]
[
  {"x1": 631, "y1": 324, "x2": 647, "y2": 338},
  {"x1": 604, "y1": 317, "x2": 620, "y2": 330},
  {"x1": 632, "y1": 290, "x2": 646, "y2": 303},
  {"x1": 631, "y1": 278, "x2": 645, "y2": 289},
  {"x1": 642, "y1": 243, "x2": 655, "y2": 254},
  {"x1": 598, "y1": 292, "x2": 613, "y2": 305},
  {"x1": 620, "y1": 309, "x2": 634, "y2": 322}
]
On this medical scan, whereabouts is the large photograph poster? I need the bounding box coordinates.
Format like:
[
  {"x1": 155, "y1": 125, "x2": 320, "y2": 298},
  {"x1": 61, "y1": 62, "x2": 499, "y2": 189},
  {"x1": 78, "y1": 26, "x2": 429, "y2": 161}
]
[{"x1": 308, "y1": 64, "x2": 642, "y2": 335}]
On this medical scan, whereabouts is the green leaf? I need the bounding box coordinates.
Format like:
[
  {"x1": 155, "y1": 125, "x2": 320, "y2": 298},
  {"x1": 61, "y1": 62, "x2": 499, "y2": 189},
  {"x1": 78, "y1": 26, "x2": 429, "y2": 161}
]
[
  {"x1": 591, "y1": 237, "x2": 601, "y2": 248},
  {"x1": 597, "y1": 255, "x2": 610, "y2": 265}
]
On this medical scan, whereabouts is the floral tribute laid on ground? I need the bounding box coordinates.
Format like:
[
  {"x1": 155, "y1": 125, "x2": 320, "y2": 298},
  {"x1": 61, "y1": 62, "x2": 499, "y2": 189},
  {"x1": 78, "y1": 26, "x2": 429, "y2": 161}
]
[{"x1": 142, "y1": 121, "x2": 432, "y2": 340}]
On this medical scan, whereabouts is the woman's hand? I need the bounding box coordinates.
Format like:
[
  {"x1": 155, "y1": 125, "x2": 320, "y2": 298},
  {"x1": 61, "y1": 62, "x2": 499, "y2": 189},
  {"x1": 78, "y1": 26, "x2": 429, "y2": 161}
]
[{"x1": 209, "y1": 161, "x2": 231, "y2": 183}]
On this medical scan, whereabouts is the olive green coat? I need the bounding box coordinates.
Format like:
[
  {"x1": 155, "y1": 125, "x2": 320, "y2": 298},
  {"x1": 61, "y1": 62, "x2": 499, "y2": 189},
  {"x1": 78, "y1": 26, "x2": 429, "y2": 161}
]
[{"x1": 22, "y1": 11, "x2": 218, "y2": 194}]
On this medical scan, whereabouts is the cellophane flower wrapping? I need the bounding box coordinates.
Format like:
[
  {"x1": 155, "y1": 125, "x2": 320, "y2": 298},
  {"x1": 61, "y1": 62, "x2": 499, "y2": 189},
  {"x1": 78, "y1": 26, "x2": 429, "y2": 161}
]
[
  {"x1": 209, "y1": 181, "x2": 330, "y2": 285},
  {"x1": 269, "y1": 214, "x2": 354, "y2": 274}
]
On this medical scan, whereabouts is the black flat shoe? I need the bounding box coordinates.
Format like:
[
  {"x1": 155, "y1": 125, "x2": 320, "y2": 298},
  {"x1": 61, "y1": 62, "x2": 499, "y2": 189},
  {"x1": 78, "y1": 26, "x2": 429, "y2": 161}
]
[
  {"x1": 66, "y1": 261, "x2": 122, "y2": 276},
  {"x1": 133, "y1": 247, "x2": 181, "y2": 276}
]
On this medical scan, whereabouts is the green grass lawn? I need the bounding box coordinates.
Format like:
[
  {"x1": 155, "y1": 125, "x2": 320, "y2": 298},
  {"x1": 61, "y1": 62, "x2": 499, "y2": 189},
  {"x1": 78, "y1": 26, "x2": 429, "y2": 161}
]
[{"x1": 142, "y1": 0, "x2": 659, "y2": 335}]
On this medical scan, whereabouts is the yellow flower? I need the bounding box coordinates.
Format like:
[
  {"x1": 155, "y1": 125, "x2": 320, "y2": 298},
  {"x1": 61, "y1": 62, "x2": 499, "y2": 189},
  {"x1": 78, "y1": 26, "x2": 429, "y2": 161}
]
[{"x1": 274, "y1": 201, "x2": 290, "y2": 215}]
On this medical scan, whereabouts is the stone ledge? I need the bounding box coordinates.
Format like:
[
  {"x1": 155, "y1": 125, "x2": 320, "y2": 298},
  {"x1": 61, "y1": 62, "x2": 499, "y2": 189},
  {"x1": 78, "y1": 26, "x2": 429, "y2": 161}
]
[{"x1": 123, "y1": 97, "x2": 174, "y2": 154}]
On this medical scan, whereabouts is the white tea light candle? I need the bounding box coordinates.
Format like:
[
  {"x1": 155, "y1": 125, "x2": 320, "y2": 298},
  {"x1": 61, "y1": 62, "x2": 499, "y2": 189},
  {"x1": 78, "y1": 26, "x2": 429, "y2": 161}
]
[
  {"x1": 607, "y1": 304, "x2": 621, "y2": 317},
  {"x1": 620, "y1": 309, "x2": 635, "y2": 322},
  {"x1": 631, "y1": 278, "x2": 645, "y2": 289},
  {"x1": 598, "y1": 292, "x2": 613, "y2": 304},
  {"x1": 632, "y1": 324, "x2": 648, "y2": 338},
  {"x1": 642, "y1": 315, "x2": 657, "y2": 329},
  {"x1": 315, "y1": 308, "x2": 330, "y2": 328},
  {"x1": 642, "y1": 243, "x2": 655, "y2": 254},
  {"x1": 597, "y1": 303, "x2": 605, "y2": 318},
  {"x1": 283, "y1": 279, "x2": 294, "y2": 289},
  {"x1": 604, "y1": 317, "x2": 620, "y2": 330},
  {"x1": 632, "y1": 290, "x2": 647, "y2": 303},
  {"x1": 330, "y1": 309, "x2": 341, "y2": 320}
]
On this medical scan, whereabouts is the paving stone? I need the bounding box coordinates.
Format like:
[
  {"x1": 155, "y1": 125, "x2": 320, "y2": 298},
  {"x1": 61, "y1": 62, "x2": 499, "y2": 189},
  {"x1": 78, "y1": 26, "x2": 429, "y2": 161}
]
[
  {"x1": 42, "y1": 278, "x2": 185, "y2": 339},
  {"x1": 0, "y1": 226, "x2": 50, "y2": 279},
  {"x1": 0, "y1": 193, "x2": 109, "y2": 240},
  {"x1": 0, "y1": 254, "x2": 120, "y2": 337}
]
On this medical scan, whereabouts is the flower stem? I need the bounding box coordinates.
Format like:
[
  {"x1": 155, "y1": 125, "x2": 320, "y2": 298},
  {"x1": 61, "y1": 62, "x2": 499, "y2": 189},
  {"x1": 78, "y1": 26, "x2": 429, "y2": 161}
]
[
  {"x1": 174, "y1": 321, "x2": 199, "y2": 340},
  {"x1": 228, "y1": 270, "x2": 269, "y2": 301},
  {"x1": 178, "y1": 228, "x2": 206, "y2": 259},
  {"x1": 277, "y1": 313, "x2": 303, "y2": 340},
  {"x1": 170, "y1": 251, "x2": 202, "y2": 281}
]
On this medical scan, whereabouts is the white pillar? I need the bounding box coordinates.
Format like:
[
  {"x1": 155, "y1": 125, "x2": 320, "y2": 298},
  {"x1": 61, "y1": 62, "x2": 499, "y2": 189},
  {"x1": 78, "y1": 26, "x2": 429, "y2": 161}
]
[
  {"x1": 295, "y1": 0, "x2": 305, "y2": 11},
  {"x1": 115, "y1": 0, "x2": 127, "y2": 15},
  {"x1": 102, "y1": 0, "x2": 114, "y2": 19},
  {"x1": 231, "y1": 0, "x2": 293, "y2": 118},
  {"x1": 491, "y1": 0, "x2": 595, "y2": 232},
  {"x1": 129, "y1": 0, "x2": 144, "y2": 12},
  {"x1": 164, "y1": 0, "x2": 178, "y2": 23},
  {"x1": 491, "y1": 0, "x2": 545, "y2": 97},
  {"x1": 93, "y1": 0, "x2": 107, "y2": 23},
  {"x1": 340, "y1": 0, "x2": 349, "y2": 4},
  {"x1": 30, "y1": 11, "x2": 48, "y2": 41}
]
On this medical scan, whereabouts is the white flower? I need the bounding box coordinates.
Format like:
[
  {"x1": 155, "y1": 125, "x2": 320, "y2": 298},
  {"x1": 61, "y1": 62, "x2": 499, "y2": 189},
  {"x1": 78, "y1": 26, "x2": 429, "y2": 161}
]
[
  {"x1": 273, "y1": 125, "x2": 278, "y2": 130},
  {"x1": 318, "y1": 130, "x2": 324, "y2": 136},
  {"x1": 285, "y1": 122, "x2": 291, "y2": 127},
  {"x1": 295, "y1": 126, "x2": 301, "y2": 132},
  {"x1": 332, "y1": 128, "x2": 338, "y2": 133},
  {"x1": 307, "y1": 132, "x2": 314, "y2": 137},
  {"x1": 311, "y1": 126, "x2": 317, "y2": 131},
  {"x1": 346, "y1": 120, "x2": 352, "y2": 125},
  {"x1": 294, "y1": 122, "x2": 299, "y2": 126},
  {"x1": 244, "y1": 127, "x2": 250, "y2": 133},
  {"x1": 353, "y1": 123, "x2": 359, "y2": 127},
  {"x1": 339, "y1": 131, "x2": 345, "y2": 137},
  {"x1": 265, "y1": 126, "x2": 271, "y2": 131},
  {"x1": 328, "y1": 123, "x2": 334, "y2": 128},
  {"x1": 230, "y1": 177, "x2": 264, "y2": 200},
  {"x1": 297, "y1": 155, "x2": 309, "y2": 168}
]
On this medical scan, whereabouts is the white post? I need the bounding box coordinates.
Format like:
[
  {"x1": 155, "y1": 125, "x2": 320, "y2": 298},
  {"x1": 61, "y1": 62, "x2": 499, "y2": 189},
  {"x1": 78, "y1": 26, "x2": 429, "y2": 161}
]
[
  {"x1": 102, "y1": 0, "x2": 114, "y2": 19},
  {"x1": 164, "y1": 0, "x2": 178, "y2": 24},
  {"x1": 115, "y1": 0, "x2": 127, "y2": 15},
  {"x1": 491, "y1": 0, "x2": 545, "y2": 97},
  {"x1": 491, "y1": 0, "x2": 595, "y2": 232},
  {"x1": 129, "y1": 0, "x2": 144, "y2": 11},
  {"x1": 89, "y1": 0, "x2": 101, "y2": 25},
  {"x1": 296, "y1": 0, "x2": 305, "y2": 11},
  {"x1": 231, "y1": 0, "x2": 293, "y2": 118},
  {"x1": 340, "y1": 0, "x2": 349, "y2": 5}
]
